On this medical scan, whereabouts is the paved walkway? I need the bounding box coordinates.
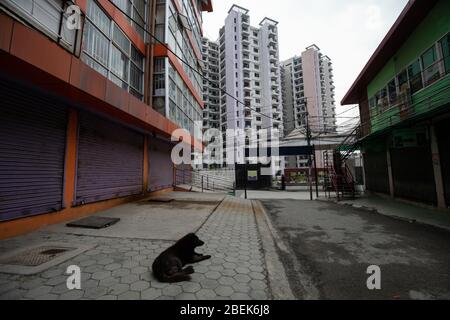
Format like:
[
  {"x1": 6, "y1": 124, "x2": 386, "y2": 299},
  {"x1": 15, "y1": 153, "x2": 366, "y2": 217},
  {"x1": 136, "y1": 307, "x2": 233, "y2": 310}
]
[
  {"x1": 0, "y1": 195, "x2": 270, "y2": 300},
  {"x1": 330, "y1": 193, "x2": 450, "y2": 232}
]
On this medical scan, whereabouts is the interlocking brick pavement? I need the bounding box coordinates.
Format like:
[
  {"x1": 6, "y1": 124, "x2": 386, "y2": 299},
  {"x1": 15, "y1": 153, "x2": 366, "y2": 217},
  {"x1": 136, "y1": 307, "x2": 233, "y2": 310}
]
[{"x1": 0, "y1": 196, "x2": 271, "y2": 300}]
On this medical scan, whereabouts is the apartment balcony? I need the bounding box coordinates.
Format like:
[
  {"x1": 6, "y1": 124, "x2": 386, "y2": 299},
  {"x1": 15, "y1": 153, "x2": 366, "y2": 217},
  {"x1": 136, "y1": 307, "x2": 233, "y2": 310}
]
[{"x1": 242, "y1": 36, "x2": 250, "y2": 45}]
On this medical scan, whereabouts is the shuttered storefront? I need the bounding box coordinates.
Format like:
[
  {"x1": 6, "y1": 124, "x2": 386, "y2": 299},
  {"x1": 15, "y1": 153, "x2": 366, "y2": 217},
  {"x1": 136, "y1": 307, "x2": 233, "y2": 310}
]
[
  {"x1": 436, "y1": 118, "x2": 450, "y2": 207},
  {"x1": 0, "y1": 79, "x2": 67, "y2": 221},
  {"x1": 390, "y1": 145, "x2": 437, "y2": 205},
  {"x1": 75, "y1": 113, "x2": 144, "y2": 205},
  {"x1": 148, "y1": 136, "x2": 174, "y2": 191},
  {"x1": 363, "y1": 146, "x2": 390, "y2": 195}
]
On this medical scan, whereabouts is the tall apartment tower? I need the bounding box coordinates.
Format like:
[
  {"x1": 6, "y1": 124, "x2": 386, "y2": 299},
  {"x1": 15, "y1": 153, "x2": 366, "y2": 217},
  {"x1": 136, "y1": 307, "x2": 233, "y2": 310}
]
[
  {"x1": 201, "y1": 38, "x2": 221, "y2": 132},
  {"x1": 203, "y1": 5, "x2": 283, "y2": 173},
  {"x1": 282, "y1": 45, "x2": 337, "y2": 168}
]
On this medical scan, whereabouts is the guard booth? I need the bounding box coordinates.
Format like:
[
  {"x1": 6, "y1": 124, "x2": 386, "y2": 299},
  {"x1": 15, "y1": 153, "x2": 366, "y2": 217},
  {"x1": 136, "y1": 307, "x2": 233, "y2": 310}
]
[
  {"x1": 236, "y1": 145, "x2": 315, "y2": 190},
  {"x1": 235, "y1": 164, "x2": 272, "y2": 190}
]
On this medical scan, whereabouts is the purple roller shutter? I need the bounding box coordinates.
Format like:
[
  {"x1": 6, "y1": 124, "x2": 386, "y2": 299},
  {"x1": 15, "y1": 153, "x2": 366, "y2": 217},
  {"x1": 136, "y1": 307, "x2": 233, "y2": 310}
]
[
  {"x1": 75, "y1": 112, "x2": 144, "y2": 205},
  {"x1": 148, "y1": 136, "x2": 174, "y2": 191},
  {"x1": 0, "y1": 79, "x2": 67, "y2": 222}
]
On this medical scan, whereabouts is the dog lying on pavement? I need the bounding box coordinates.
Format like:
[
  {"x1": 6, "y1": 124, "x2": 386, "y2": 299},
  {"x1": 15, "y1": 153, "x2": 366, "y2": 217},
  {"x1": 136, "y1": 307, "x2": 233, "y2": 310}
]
[{"x1": 152, "y1": 233, "x2": 211, "y2": 283}]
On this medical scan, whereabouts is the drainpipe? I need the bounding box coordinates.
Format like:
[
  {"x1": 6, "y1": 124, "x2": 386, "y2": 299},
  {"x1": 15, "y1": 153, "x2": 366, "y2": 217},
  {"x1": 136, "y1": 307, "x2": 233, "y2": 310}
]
[
  {"x1": 144, "y1": 0, "x2": 157, "y2": 106},
  {"x1": 386, "y1": 148, "x2": 395, "y2": 198}
]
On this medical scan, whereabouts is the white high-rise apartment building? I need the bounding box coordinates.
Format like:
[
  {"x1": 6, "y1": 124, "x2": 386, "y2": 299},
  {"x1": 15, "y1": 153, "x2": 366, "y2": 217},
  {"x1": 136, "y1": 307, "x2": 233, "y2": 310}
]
[
  {"x1": 203, "y1": 5, "x2": 284, "y2": 173},
  {"x1": 281, "y1": 45, "x2": 337, "y2": 168}
]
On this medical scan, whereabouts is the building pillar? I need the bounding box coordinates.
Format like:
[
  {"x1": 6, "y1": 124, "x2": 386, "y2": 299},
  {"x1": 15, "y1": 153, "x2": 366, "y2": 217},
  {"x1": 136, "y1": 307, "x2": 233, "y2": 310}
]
[
  {"x1": 143, "y1": 135, "x2": 149, "y2": 193},
  {"x1": 430, "y1": 125, "x2": 446, "y2": 208},
  {"x1": 63, "y1": 108, "x2": 78, "y2": 208},
  {"x1": 386, "y1": 148, "x2": 395, "y2": 198}
]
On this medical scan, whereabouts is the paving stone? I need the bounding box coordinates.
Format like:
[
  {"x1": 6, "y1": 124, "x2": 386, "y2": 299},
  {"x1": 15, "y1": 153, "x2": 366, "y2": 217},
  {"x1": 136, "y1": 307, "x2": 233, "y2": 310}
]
[
  {"x1": 83, "y1": 286, "x2": 108, "y2": 299},
  {"x1": 234, "y1": 274, "x2": 252, "y2": 283},
  {"x1": 175, "y1": 293, "x2": 197, "y2": 300},
  {"x1": 45, "y1": 275, "x2": 67, "y2": 286},
  {"x1": 205, "y1": 271, "x2": 221, "y2": 280},
  {"x1": 0, "y1": 288, "x2": 26, "y2": 300},
  {"x1": 230, "y1": 293, "x2": 251, "y2": 300},
  {"x1": 25, "y1": 285, "x2": 52, "y2": 299},
  {"x1": 250, "y1": 290, "x2": 268, "y2": 300},
  {"x1": 59, "y1": 290, "x2": 84, "y2": 300},
  {"x1": 162, "y1": 285, "x2": 182, "y2": 297},
  {"x1": 249, "y1": 271, "x2": 265, "y2": 280},
  {"x1": 131, "y1": 266, "x2": 148, "y2": 275},
  {"x1": 80, "y1": 259, "x2": 96, "y2": 267},
  {"x1": 181, "y1": 282, "x2": 201, "y2": 293},
  {"x1": 97, "y1": 295, "x2": 117, "y2": 300},
  {"x1": 218, "y1": 276, "x2": 235, "y2": 286},
  {"x1": 120, "y1": 274, "x2": 139, "y2": 284},
  {"x1": 130, "y1": 280, "x2": 150, "y2": 291},
  {"x1": 84, "y1": 265, "x2": 104, "y2": 273},
  {"x1": 112, "y1": 268, "x2": 130, "y2": 277},
  {"x1": 92, "y1": 271, "x2": 111, "y2": 281},
  {"x1": 235, "y1": 267, "x2": 251, "y2": 274},
  {"x1": 141, "y1": 288, "x2": 162, "y2": 300},
  {"x1": 109, "y1": 283, "x2": 130, "y2": 296},
  {"x1": 105, "y1": 263, "x2": 122, "y2": 271},
  {"x1": 122, "y1": 260, "x2": 139, "y2": 269},
  {"x1": 97, "y1": 258, "x2": 114, "y2": 265},
  {"x1": 200, "y1": 279, "x2": 219, "y2": 290},
  {"x1": 215, "y1": 286, "x2": 234, "y2": 297},
  {"x1": 82, "y1": 279, "x2": 99, "y2": 289},
  {"x1": 196, "y1": 289, "x2": 216, "y2": 300},
  {"x1": 118, "y1": 291, "x2": 140, "y2": 300},
  {"x1": 232, "y1": 282, "x2": 251, "y2": 294},
  {"x1": 249, "y1": 280, "x2": 267, "y2": 290},
  {"x1": 41, "y1": 269, "x2": 63, "y2": 279},
  {"x1": 99, "y1": 277, "x2": 119, "y2": 287},
  {"x1": 20, "y1": 278, "x2": 45, "y2": 290}
]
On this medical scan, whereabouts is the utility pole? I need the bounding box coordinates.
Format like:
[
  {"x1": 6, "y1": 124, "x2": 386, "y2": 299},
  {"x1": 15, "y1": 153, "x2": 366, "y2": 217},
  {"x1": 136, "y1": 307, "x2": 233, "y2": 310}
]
[{"x1": 305, "y1": 100, "x2": 313, "y2": 201}]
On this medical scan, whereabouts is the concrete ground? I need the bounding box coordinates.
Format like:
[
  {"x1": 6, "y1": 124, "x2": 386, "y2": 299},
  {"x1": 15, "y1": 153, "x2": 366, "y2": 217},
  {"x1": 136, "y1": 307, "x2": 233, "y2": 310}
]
[
  {"x1": 261, "y1": 199, "x2": 450, "y2": 300},
  {"x1": 238, "y1": 190, "x2": 323, "y2": 200},
  {"x1": 0, "y1": 192, "x2": 279, "y2": 300},
  {"x1": 334, "y1": 193, "x2": 450, "y2": 232}
]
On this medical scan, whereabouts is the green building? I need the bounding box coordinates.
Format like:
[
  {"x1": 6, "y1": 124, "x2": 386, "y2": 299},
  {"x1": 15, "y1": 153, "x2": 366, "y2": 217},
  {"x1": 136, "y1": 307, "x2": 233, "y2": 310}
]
[{"x1": 342, "y1": 0, "x2": 450, "y2": 207}]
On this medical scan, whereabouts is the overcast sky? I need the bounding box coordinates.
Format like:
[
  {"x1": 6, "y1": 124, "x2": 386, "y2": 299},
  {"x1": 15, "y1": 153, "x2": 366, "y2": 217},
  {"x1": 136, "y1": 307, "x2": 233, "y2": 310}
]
[{"x1": 203, "y1": 0, "x2": 409, "y2": 126}]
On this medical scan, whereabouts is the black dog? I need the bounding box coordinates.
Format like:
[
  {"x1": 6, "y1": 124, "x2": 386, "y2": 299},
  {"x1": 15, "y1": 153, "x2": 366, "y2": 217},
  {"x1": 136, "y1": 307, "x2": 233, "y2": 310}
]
[{"x1": 152, "y1": 233, "x2": 211, "y2": 283}]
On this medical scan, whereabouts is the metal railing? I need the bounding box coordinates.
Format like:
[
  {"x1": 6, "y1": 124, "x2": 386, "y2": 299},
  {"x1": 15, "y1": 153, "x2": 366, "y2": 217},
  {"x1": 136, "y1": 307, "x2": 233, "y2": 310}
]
[{"x1": 174, "y1": 167, "x2": 236, "y2": 194}]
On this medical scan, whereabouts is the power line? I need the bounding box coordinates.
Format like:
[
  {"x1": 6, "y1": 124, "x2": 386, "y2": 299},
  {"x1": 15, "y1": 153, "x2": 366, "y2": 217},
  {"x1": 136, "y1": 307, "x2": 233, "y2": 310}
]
[{"x1": 107, "y1": 0, "x2": 282, "y2": 122}]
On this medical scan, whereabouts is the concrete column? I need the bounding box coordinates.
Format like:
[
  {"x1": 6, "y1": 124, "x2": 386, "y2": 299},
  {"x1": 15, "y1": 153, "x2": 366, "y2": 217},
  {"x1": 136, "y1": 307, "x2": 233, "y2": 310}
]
[
  {"x1": 386, "y1": 148, "x2": 395, "y2": 198},
  {"x1": 63, "y1": 108, "x2": 78, "y2": 208},
  {"x1": 430, "y1": 125, "x2": 446, "y2": 208}
]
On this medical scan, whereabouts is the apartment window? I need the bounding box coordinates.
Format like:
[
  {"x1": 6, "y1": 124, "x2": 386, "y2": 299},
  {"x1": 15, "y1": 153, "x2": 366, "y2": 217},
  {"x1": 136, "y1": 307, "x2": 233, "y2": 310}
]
[
  {"x1": 407, "y1": 59, "x2": 423, "y2": 94},
  {"x1": 421, "y1": 45, "x2": 440, "y2": 86},
  {"x1": 387, "y1": 79, "x2": 397, "y2": 105},
  {"x1": 112, "y1": 0, "x2": 147, "y2": 39},
  {"x1": 439, "y1": 33, "x2": 450, "y2": 73},
  {"x1": 397, "y1": 69, "x2": 409, "y2": 94},
  {"x1": 3, "y1": 0, "x2": 82, "y2": 54},
  {"x1": 82, "y1": 0, "x2": 144, "y2": 99}
]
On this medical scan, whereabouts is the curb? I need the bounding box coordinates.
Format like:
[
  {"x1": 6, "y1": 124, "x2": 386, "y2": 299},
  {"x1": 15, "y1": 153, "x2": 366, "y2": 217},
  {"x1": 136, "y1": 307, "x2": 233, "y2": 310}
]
[
  {"x1": 251, "y1": 200, "x2": 296, "y2": 300},
  {"x1": 317, "y1": 198, "x2": 450, "y2": 233}
]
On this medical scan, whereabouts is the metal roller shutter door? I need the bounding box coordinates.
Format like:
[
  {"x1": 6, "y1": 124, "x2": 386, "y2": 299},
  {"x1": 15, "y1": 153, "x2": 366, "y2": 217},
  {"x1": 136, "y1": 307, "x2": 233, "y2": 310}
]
[
  {"x1": 436, "y1": 119, "x2": 450, "y2": 206},
  {"x1": 0, "y1": 79, "x2": 67, "y2": 221},
  {"x1": 75, "y1": 113, "x2": 144, "y2": 205},
  {"x1": 148, "y1": 137, "x2": 174, "y2": 191},
  {"x1": 391, "y1": 146, "x2": 437, "y2": 205},
  {"x1": 364, "y1": 151, "x2": 390, "y2": 194}
]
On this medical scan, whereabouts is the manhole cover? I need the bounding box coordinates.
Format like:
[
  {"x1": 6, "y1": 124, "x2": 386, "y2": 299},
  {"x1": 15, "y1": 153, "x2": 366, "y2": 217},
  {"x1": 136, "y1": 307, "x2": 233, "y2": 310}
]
[
  {"x1": 66, "y1": 216, "x2": 120, "y2": 229},
  {"x1": 0, "y1": 246, "x2": 74, "y2": 267}
]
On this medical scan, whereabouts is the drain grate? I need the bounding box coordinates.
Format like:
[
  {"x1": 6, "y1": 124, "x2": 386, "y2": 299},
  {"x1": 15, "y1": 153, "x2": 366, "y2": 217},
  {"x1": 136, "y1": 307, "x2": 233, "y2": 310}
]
[{"x1": 0, "y1": 246, "x2": 74, "y2": 267}]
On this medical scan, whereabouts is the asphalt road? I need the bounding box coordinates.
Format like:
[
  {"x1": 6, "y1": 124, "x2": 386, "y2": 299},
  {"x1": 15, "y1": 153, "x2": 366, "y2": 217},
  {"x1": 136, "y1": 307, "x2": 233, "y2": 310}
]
[{"x1": 261, "y1": 199, "x2": 450, "y2": 300}]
